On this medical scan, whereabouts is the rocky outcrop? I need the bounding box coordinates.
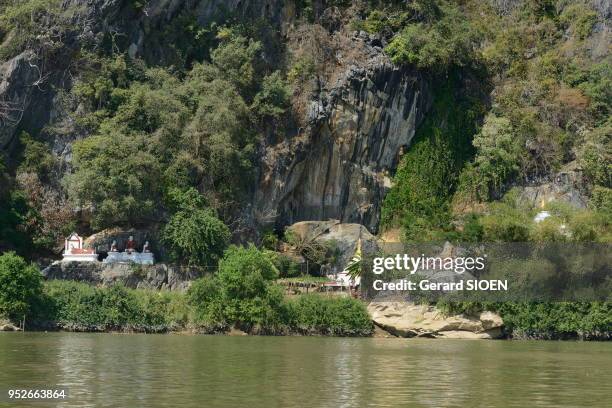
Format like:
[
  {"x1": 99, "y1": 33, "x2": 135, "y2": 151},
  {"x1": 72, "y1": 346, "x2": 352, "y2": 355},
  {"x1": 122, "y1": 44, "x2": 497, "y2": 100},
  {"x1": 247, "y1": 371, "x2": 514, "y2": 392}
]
[
  {"x1": 517, "y1": 167, "x2": 588, "y2": 209},
  {"x1": 0, "y1": 51, "x2": 39, "y2": 152},
  {"x1": 0, "y1": 318, "x2": 21, "y2": 331},
  {"x1": 42, "y1": 261, "x2": 201, "y2": 291},
  {"x1": 255, "y1": 48, "x2": 431, "y2": 233},
  {"x1": 286, "y1": 220, "x2": 379, "y2": 269},
  {"x1": 367, "y1": 302, "x2": 504, "y2": 339}
]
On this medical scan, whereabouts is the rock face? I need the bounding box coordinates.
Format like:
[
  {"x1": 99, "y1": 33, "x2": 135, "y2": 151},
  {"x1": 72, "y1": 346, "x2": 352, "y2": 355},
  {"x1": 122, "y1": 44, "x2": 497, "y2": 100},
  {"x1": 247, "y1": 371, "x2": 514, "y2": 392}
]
[
  {"x1": 42, "y1": 261, "x2": 201, "y2": 291},
  {"x1": 367, "y1": 302, "x2": 504, "y2": 339},
  {"x1": 286, "y1": 220, "x2": 378, "y2": 270},
  {"x1": 254, "y1": 56, "x2": 431, "y2": 233},
  {"x1": 0, "y1": 51, "x2": 40, "y2": 152},
  {"x1": 1, "y1": 1, "x2": 430, "y2": 237},
  {"x1": 518, "y1": 168, "x2": 588, "y2": 209}
]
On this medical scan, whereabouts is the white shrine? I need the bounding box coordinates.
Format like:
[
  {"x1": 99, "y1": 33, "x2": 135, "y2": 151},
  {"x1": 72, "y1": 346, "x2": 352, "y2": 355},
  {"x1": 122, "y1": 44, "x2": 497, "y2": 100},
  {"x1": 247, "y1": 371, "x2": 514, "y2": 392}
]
[{"x1": 62, "y1": 232, "x2": 98, "y2": 262}]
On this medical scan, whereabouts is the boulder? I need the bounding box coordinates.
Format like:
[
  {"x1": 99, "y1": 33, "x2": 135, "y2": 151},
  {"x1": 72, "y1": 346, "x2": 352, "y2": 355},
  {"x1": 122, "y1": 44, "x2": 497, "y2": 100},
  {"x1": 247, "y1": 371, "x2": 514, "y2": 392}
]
[
  {"x1": 367, "y1": 302, "x2": 504, "y2": 339},
  {"x1": 286, "y1": 220, "x2": 378, "y2": 269},
  {"x1": 0, "y1": 318, "x2": 21, "y2": 331}
]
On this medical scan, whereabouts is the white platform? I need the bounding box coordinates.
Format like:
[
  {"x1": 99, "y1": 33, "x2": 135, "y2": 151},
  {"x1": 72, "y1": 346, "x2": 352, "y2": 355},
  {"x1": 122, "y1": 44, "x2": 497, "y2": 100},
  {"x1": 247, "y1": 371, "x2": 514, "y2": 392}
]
[
  {"x1": 104, "y1": 251, "x2": 155, "y2": 265},
  {"x1": 62, "y1": 253, "x2": 99, "y2": 262}
]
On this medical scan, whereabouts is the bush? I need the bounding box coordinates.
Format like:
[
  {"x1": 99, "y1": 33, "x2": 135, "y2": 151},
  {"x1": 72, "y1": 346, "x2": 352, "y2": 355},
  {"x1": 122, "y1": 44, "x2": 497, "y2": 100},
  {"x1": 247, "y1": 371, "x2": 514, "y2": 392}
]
[
  {"x1": 273, "y1": 253, "x2": 302, "y2": 278},
  {"x1": 41, "y1": 280, "x2": 187, "y2": 331},
  {"x1": 287, "y1": 294, "x2": 373, "y2": 336},
  {"x1": 480, "y1": 195, "x2": 532, "y2": 242},
  {"x1": 384, "y1": 1, "x2": 480, "y2": 71},
  {"x1": 162, "y1": 203, "x2": 230, "y2": 268},
  {"x1": 187, "y1": 244, "x2": 284, "y2": 332},
  {"x1": 216, "y1": 244, "x2": 278, "y2": 301},
  {"x1": 252, "y1": 71, "x2": 290, "y2": 119},
  {"x1": 495, "y1": 302, "x2": 612, "y2": 339},
  {"x1": 0, "y1": 252, "x2": 42, "y2": 320}
]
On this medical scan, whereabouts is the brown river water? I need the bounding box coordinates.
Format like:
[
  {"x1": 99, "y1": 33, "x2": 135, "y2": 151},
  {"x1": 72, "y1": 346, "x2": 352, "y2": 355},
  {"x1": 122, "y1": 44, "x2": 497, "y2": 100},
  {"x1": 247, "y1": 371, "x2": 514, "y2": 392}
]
[{"x1": 0, "y1": 333, "x2": 610, "y2": 407}]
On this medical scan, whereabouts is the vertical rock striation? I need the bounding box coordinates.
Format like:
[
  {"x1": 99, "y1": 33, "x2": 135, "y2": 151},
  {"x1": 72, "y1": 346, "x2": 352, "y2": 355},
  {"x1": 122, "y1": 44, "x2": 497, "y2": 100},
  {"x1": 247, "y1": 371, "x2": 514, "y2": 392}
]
[{"x1": 254, "y1": 53, "x2": 431, "y2": 233}]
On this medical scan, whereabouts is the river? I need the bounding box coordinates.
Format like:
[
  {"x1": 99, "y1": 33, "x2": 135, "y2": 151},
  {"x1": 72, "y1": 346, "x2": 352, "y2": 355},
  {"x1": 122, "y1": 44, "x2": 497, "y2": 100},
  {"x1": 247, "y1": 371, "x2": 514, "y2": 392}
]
[{"x1": 0, "y1": 333, "x2": 610, "y2": 407}]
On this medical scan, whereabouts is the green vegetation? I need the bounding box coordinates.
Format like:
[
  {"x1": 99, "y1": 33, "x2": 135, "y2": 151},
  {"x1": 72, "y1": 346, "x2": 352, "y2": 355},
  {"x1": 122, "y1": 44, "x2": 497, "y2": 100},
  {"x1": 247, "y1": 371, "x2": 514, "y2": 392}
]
[
  {"x1": 286, "y1": 294, "x2": 372, "y2": 336},
  {"x1": 161, "y1": 188, "x2": 230, "y2": 268},
  {"x1": 39, "y1": 280, "x2": 189, "y2": 332},
  {"x1": 0, "y1": 251, "x2": 42, "y2": 320},
  {"x1": 381, "y1": 79, "x2": 481, "y2": 242},
  {"x1": 0, "y1": 251, "x2": 371, "y2": 335},
  {"x1": 0, "y1": 0, "x2": 63, "y2": 59},
  {"x1": 376, "y1": 0, "x2": 610, "y2": 244},
  {"x1": 384, "y1": 0, "x2": 481, "y2": 71},
  {"x1": 438, "y1": 301, "x2": 611, "y2": 340}
]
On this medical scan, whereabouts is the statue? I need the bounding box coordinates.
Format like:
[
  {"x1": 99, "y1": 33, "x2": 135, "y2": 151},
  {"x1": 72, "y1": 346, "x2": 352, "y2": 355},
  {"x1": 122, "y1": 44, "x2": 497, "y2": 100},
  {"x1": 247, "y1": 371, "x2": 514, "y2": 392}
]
[
  {"x1": 110, "y1": 240, "x2": 118, "y2": 252},
  {"x1": 125, "y1": 236, "x2": 136, "y2": 253},
  {"x1": 142, "y1": 241, "x2": 150, "y2": 253}
]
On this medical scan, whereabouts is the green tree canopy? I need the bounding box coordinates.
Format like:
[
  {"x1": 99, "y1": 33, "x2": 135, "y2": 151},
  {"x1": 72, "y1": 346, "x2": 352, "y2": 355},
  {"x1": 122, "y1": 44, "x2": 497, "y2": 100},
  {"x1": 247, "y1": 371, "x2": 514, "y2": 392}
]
[
  {"x1": 0, "y1": 252, "x2": 42, "y2": 320},
  {"x1": 161, "y1": 191, "x2": 230, "y2": 268}
]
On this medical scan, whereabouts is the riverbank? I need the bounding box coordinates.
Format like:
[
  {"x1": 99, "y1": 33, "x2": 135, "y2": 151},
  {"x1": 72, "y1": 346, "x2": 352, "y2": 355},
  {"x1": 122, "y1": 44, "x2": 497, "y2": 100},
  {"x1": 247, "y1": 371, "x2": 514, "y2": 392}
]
[
  {"x1": 13, "y1": 280, "x2": 374, "y2": 337},
  {"x1": 2, "y1": 252, "x2": 609, "y2": 340},
  {"x1": 5, "y1": 282, "x2": 609, "y2": 341}
]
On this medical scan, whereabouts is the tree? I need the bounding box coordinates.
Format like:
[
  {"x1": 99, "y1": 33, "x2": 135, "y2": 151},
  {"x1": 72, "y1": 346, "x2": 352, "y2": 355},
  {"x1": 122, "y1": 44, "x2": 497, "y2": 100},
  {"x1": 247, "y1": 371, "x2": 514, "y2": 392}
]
[
  {"x1": 211, "y1": 28, "x2": 262, "y2": 93},
  {"x1": 187, "y1": 244, "x2": 284, "y2": 330},
  {"x1": 65, "y1": 131, "x2": 162, "y2": 229},
  {"x1": 217, "y1": 244, "x2": 278, "y2": 300},
  {"x1": 161, "y1": 191, "x2": 230, "y2": 268},
  {"x1": 0, "y1": 252, "x2": 42, "y2": 321},
  {"x1": 458, "y1": 114, "x2": 522, "y2": 201},
  {"x1": 252, "y1": 71, "x2": 291, "y2": 119}
]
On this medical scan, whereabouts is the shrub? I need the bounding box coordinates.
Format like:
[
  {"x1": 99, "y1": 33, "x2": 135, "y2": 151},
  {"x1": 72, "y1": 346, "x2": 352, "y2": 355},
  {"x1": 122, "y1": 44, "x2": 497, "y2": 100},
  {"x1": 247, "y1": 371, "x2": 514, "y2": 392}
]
[
  {"x1": 41, "y1": 280, "x2": 187, "y2": 331},
  {"x1": 273, "y1": 253, "x2": 302, "y2": 278},
  {"x1": 481, "y1": 201, "x2": 531, "y2": 242},
  {"x1": 162, "y1": 206, "x2": 230, "y2": 268},
  {"x1": 217, "y1": 244, "x2": 278, "y2": 300},
  {"x1": 187, "y1": 245, "x2": 284, "y2": 331},
  {"x1": 252, "y1": 71, "x2": 290, "y2": 119},
  {"x1": 0, "y1": 252, "x2": 42, "y2": 320},
  {"x1": 287, "y1": 294, "x2": 373, "y2": 336},
  {"x1": 590, "y1": 187, "x2": 612, "y2": 214}
]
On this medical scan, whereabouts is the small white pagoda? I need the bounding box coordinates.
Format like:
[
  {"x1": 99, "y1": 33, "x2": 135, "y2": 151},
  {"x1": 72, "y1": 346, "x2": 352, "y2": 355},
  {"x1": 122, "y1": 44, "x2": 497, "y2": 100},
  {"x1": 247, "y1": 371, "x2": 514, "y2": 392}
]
[{"x1": 62, "y1": 232, "x2": 98, "y2": 262}]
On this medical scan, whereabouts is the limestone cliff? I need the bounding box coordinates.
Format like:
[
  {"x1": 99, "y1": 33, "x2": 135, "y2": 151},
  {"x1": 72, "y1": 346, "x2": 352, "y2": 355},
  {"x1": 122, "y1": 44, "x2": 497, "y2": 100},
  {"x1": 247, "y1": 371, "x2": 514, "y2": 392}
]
[
  {"x1": 0, "y1": 0, "x2": 431, "y2": 237},
  {"x1": 254, "y1": 51, "x2": 431, "y2": 233}
]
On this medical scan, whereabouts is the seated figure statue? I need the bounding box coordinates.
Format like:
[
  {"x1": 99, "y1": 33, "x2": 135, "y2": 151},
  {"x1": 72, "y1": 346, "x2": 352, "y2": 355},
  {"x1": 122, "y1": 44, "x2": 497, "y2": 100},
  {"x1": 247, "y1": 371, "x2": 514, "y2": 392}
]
[
  {"x1": 110, "y1": 240, "x2": 118, "y2": 252},
  {"x1": 125, "y1": 236, "x2": 136, "y2": 254},
  {"x1": 142, "y1": 241, "x2": 151, "y2": 253}
]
